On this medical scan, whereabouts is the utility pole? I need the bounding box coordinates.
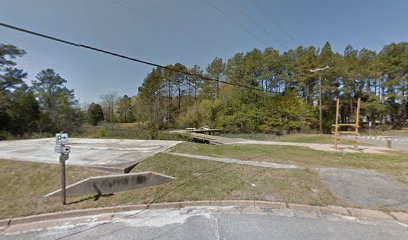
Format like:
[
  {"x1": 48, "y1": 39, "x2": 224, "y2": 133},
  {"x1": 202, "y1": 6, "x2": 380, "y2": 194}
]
[
  {"x1": 319, "y1": 75, "x2": 322, "y2": 133},
  {"x1": 310, "y1": 66, "x2": 330, "y2": 134}
]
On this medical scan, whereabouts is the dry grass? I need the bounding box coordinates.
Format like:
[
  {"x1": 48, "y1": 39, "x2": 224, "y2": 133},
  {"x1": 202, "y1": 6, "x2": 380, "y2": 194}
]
[{"x1": 0, "y1": 160, "x2": 108, "y2": 218}]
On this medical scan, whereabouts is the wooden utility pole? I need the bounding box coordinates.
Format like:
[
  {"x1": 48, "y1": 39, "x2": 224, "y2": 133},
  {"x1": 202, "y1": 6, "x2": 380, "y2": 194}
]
[
  {"x1": 310, "y1": 66, "x2": 330, "y2": 134},
  {"x1": 334, "y1": 99, "x2": 340, "y2": 149},
  {"x1": 319, "y1": 76, "x2": 323, "y2": 133},
  {"x1": 354, "y1": 98, "x2": 361, "y2": 149}
]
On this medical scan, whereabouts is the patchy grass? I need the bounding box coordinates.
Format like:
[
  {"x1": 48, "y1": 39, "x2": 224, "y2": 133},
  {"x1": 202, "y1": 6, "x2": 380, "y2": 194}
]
[
  {"x1": 171, "y1": 142, "x2": 408, "y2": 184},
  {"x1": 0, "y1": 155, "x2": 341, "y2": 218},
  {"x1": 128, "y1": 154, "x2": 339, "y2": 206},
  {"x1": 278, "y1": 134, "x2": 349, "y2": 144},
  {"x1": 221, "y1": 133, "x2": 358, "y2": 145}
]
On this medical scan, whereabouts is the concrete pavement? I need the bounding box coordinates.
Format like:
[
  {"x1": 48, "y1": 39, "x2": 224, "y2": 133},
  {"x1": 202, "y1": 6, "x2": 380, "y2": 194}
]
[
  {"x1": 173, "y1": 131, "x2": 393, "y2": 153},
  {"x1": 0, "y1": 138, "x2": 182, "y2": 172},
  {"x1": 1, "y1": 205, "x2": 407, "y2": 240}
]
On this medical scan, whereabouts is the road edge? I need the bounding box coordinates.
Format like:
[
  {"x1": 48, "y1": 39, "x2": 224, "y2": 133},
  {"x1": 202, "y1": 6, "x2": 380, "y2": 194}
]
[{"x1": 1, "y1": 200, "x2": 407, "y2": 228}]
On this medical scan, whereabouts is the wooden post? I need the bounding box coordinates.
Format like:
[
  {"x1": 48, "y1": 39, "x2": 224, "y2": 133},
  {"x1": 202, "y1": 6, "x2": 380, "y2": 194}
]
[
  {"x1": 354, "y1": 98, "x2": 361, "y2": 150},
  {"x1": 334, "y1": 98, "x2": 340, "y2": 149}
]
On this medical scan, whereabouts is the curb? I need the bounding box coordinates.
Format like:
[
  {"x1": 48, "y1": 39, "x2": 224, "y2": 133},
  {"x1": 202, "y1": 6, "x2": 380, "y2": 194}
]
[{"x1": 1, "y1": 200, "x2": 407, "y2": 228}]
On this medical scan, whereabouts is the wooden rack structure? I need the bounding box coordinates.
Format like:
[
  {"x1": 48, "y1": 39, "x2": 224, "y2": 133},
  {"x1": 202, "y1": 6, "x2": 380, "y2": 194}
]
[{"x1": 333, "y1": 98, "x2": 361, "y2": 150}]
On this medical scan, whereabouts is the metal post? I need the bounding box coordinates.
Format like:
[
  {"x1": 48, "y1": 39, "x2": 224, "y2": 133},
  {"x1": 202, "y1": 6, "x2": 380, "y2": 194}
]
[
  {"x1": 319, "y1": 76, "x2": 323, "y2": 134},
  {"x1": 55, "y1": 132, "x2": 70, "y2": 206},
  {"x1": 60, "y1": 155, "x2": 66, "y2": 205}
]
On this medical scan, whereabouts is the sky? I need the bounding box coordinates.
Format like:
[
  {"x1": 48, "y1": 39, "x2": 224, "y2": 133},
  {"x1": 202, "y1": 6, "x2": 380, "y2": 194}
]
[{"x1": 1, "y1": 0, "x2": 407, "y2": 103}]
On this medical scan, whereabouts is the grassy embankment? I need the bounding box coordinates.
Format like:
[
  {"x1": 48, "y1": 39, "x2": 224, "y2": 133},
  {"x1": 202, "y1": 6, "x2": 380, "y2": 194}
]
[
  {"x1": 0, "y1": 153, "x2": 339, "y2": 218},
  {"x1": 1, "y1": 133, "x2": 406, "y2": 218}
]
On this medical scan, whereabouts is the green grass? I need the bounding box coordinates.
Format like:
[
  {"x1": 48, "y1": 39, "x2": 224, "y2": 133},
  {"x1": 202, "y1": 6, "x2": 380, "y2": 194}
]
[
  {"x1": 0, "y1": 155, "x2": 341, "y2": 218},
  {"x1": 171, "y1": 142, "x2": 408, "y2": 184}
]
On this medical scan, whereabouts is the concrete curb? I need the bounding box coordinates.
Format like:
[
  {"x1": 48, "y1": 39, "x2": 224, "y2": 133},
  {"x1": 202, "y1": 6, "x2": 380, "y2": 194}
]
[{"x1": 1, "y1": 200, "x2": 407, "y2": 229}]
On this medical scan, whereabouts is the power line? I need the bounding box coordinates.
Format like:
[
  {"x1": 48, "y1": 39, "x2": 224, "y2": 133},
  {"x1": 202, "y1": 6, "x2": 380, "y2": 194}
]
[
  {"x1": 200, "y1": 0, "x2": 270, "y2": 48},
  {"x1": 106, "y1": 0, "x2": 234, "y2": 53},
  {"x1": 226, "y1": 0, "x2": 289, "y2": 50},
  {"x1": 0, "y1": 22, "x2": 263, "y2": 92},
  {"x1": 251, "y1": 0, "x2": 301, "y2": 47}
]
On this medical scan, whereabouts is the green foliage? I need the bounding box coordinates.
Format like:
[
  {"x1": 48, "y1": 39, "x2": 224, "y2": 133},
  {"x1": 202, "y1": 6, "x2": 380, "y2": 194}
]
[
  {"x1": 260, "y1": 93, "x2": 315, "y2": 133},
  {"x1": 87, "y1": 103, "x2": 104, "y2": 126},
  {"x1": 0, "y1": 130, "x2": 10, "y2": 140},
  {"x1": 98, "y1": 128, "x2": 108, "y2": 138},
  {"x1": 116, "y1": 95, "x2": 134, "y2": 123},
  {"x1": 32, "y1": 68, "x2": 82, "y2": 133},
  {"x1": 202, "y1": 57, "x2": 226, "y2": 99},
  {"x1": 178, "y1": 99, "x2": 222, "y2": 128},
  {"x1": 2, "y1": 40, "x2": 408, "y2": 138},
  {"x1": 6, "y1": 91, "x2": 40, "y2": 135},
  {"x1": 215, "y1": 98, "x2": 260, "y2": 132}
]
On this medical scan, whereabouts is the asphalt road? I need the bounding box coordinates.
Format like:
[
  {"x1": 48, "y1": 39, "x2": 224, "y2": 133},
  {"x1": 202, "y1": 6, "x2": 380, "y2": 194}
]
[
  {"x1": 318, "y1": 168, "x2": 408, "y2": 210},
  {"x1": 2, "y1": 207, "x2": 407, "y2": 240}
]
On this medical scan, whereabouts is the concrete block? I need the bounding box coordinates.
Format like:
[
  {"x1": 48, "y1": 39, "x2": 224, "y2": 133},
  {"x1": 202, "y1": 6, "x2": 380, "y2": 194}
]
[
  {"x1": 288, "y1": 203, "x2": 322, "y2": 212},
  {"x1": 323, "y1": 205, "x2": 350, "y2": 216},
  {"x1": 45, "y1": 172, "x2": 175, "y2": 198},
  {"x1": 147, "y1": 202, "x2": 184, "y2": 209},
  {"x1": 254, "y1": 201, "x2": 287, "y2": 209},
  {"x1": 211, "y1": 200, "x2": 255, "y2": 207}
]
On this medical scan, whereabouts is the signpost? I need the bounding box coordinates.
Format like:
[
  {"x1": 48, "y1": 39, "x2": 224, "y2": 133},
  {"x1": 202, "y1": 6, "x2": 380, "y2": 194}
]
[{"x1": 55, "y1": 132, "x2": 70, "y2": 205}]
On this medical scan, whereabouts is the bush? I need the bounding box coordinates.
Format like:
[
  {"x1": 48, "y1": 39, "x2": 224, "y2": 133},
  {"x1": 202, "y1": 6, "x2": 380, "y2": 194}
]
[
  {"x1": 0, "y1": 131, "x2": 10, "y2": 140},
  {"x1": 178, "y1": 99, "x2": 222, "y2": 128}
]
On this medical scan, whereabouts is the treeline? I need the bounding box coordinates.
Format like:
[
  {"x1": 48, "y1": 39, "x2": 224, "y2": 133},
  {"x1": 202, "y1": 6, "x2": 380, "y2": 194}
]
[
  {"x1": 0, "y1": 44, "x2": 84, "y2": 139},
  {"x1": 137, "y1": 42, "x2": 408, "y2": 137},
  {"x1": 1, "y1": 42, "x2": 407, "y2": 139}
]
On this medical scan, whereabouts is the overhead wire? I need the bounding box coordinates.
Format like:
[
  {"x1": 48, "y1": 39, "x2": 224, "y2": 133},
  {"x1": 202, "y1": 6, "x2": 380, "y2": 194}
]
[
  {"x1": 225, "y1": 0, "x2": 289, "y2": 50},
  {"x1": 0, "y1": 22, "x2": 264, "y2": 92},
  {"x1": 250, "y1": 0, "x2": 301, "y2": 47},
  {"x1": 200, "y1": 0, "x2": 270, "y2": 48}
]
